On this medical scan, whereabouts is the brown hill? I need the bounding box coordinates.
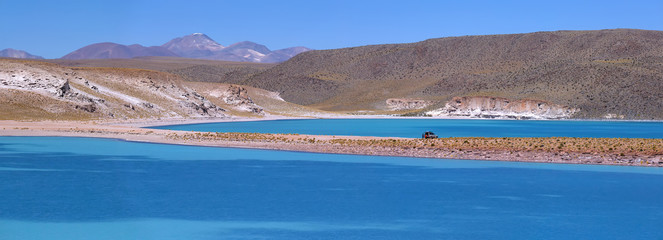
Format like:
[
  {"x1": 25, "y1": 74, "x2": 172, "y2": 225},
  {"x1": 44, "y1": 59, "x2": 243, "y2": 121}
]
[
  {"x1": 236, "y1": 29, "x2": 663, "y2": 119},
  {"x1": 46, "y1": 57, "x2": 275, "y2": 84}
]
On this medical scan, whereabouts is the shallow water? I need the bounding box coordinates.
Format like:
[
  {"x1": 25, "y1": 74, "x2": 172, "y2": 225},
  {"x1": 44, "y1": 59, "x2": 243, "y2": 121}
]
[
  {"x1": 1, "y1": 136, "x2": 662, "y2": 239},
  {"x1": 151, "y1": 119, "x2": 663, "y2": 138}
]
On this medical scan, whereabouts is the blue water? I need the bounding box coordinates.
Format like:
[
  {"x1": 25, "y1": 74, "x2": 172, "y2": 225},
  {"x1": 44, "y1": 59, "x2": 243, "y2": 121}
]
[
  {"x1": 151, "y1": 119, "x2": 663, "y2": 138},
  {"x1": 1, "y1": 136, "x2": 662, "y2": 239}
]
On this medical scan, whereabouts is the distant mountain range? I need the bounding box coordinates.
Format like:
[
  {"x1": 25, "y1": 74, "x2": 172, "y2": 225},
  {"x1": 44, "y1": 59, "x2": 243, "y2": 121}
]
[
  {"x1": 61, "y1": 33, "x2": 310, "y2": 63},
  {"x1": 0, "y1": 48, "x2": 43, "y2": 59},
  {"x1": 61, "y1": 43, "x2": 178, "y2": 60}
]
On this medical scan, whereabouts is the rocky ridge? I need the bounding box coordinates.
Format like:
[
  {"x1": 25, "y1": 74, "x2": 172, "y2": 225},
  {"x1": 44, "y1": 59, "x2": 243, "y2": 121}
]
[
  {"x1": 426, "y1": 96, "x2": 578, "y2": 119},
  {"x1": 0, "y1": 60, "x2": 227, "y2": 120},
  {"x1": 208, "y1": 85, "x2": 264, "y2": 114}
]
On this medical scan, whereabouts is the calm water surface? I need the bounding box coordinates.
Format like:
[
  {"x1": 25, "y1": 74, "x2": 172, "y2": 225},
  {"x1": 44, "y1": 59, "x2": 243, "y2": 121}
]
[
  {"x1": 151, "y1": 119, "x2": 663, "y2": 138},
  {"x1": 1, "y1": 136, "x2": 662, "y2": 239}
]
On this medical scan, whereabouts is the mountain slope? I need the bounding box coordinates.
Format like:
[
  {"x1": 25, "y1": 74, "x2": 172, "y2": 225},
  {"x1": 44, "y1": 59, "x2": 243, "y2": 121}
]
[
  {"x1": 162, "y1": 34, "x2": 312, "y2": 63},
  {"x1": 239, "y1": 29, "x2": 663, "y2": 119},
  {"x1": 161, "y1": 33, "x2": 224, "y2": 58},
  {"x1": 260, "y1": 46, "x2": 312, "y2": 63},
  {"x1": 0, "y1": 48, "x2": 44, "y2": 59},
  {"x1": 61, "y1": 42, "x2": 178, "y2": 60},
  {"x1": 208, "y1": 41, "x2": 271, "y2": 62}
]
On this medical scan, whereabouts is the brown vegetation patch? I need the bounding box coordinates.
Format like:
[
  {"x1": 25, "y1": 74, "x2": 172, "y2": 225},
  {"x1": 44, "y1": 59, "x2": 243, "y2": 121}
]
[
  {"x1": 168, "y1": 131, "x2": 663, "y2": 166},
  {"x1": 0, "y1": 89, "x2": 96, "y2": 120}
]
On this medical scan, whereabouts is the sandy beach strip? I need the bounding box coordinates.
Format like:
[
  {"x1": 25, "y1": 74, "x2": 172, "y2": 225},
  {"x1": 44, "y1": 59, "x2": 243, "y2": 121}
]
[{"x1": 0, "y1": 120, "x2": 662, "y2": 167}]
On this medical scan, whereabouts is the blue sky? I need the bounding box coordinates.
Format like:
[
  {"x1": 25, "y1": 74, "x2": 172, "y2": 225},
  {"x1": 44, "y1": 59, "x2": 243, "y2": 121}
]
[{"x1": 2, "y1": 0, "x2": 662, "y2": 58}]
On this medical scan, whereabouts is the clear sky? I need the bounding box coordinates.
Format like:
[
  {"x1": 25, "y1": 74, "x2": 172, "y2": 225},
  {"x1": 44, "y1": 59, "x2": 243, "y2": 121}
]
[{"x1": 2, "y1": 0, "x2": 662, "y2": 59}]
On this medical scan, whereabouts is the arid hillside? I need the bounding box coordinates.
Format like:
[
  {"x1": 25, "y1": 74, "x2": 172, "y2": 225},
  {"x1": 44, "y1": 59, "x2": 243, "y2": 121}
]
[
  {"x1": 47, "y1": 57, "x2": 274, "y2": 85},
  {"x1": 236, "y1": 29, "x2": 663, "y2": 119},
  {"x1": 0, "y1": 59, "x2": 320, "y2": 121}
]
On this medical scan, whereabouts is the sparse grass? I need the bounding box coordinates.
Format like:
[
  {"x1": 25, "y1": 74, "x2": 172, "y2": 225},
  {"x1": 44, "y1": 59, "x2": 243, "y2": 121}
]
[
  {"x1": 46, "y1": 57, "x2": 274, "y2": 72},
  {"x1": 0, "y1": 89, "x2": 97, "y2": 121},
  {"x1": 592, "y1": 58, "x2": 635, "y2": 64},
  {"x1": 307, "y1": 71, "x2": 348, "y2": 82}
]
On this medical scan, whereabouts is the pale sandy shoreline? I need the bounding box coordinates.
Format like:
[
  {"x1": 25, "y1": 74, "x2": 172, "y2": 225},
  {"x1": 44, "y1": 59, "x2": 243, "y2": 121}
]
[{"x1": 1, "y1": 119, "x2": 662, "y2": 167}]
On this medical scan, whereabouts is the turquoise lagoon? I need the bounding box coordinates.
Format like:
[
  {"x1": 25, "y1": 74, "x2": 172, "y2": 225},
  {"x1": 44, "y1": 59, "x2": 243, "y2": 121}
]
[
  {"x1": 151, "y1": 119, "x2": 663, "y2": 138},
  {"x1": 1, "y1": 136, "x2": 662, "y2": 239}
]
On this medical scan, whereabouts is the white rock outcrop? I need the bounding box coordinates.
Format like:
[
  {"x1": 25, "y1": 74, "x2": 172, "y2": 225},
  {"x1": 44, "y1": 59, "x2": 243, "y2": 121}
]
[
  {"x1": 209, "y1": 85, "x2": 264, "y2": 114},
  {"x1": 386, "y1": 98, "x2": 434, "y2": 111},
  {"x1": 427, "y1": 96, "x2": 578, "y2": 119}
]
